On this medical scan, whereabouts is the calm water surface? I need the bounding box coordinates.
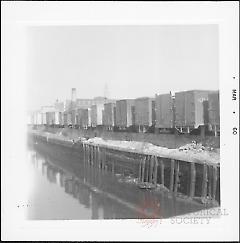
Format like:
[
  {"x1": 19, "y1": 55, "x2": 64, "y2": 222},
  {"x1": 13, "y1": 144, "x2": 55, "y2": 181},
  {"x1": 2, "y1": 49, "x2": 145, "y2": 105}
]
[{"x1": 26, "y1": 142, "x2": 209, "y2": 220}]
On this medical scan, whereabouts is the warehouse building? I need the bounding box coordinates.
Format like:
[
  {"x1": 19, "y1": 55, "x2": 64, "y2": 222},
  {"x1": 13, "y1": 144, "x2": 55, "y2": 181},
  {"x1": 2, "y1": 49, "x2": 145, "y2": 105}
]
[
  {"x1": 102, "y1": 102, "x2": 116, "y2": 130},
  {"x1": 90, "y1": 104, "x2": 105, "y2": 127},
  {"x1": 175, "y1": 90, "x2": 213, "y2": 134},
  {"x1": 134, "y1": 97, "x2": 155, "y2": 132},
  {"x1": 155, "y1": 93, "x2": 174, "y2": 132},
  {"x1": 115, "y1": 99, "x2": 135, "y2": 130}
]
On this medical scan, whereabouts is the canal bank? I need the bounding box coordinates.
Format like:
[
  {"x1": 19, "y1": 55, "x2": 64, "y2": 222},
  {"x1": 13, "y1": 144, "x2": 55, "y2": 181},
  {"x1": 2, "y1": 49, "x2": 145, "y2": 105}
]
[
  {"x1": 42, "y1": 126, "x2": 220, "y2": 149},
  {"x1": 29, "y1": 128, "x2": 220, "y2": 207},
  {"x1": 27, "y1": 139, "x2": 216, "y2": 219}
]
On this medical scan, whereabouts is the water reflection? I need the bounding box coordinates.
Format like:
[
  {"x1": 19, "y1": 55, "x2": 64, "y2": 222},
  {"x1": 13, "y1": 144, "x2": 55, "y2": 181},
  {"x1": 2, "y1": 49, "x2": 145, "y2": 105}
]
[{"x1": 27, "y1": 143, "x2": 212, "y2": 220}]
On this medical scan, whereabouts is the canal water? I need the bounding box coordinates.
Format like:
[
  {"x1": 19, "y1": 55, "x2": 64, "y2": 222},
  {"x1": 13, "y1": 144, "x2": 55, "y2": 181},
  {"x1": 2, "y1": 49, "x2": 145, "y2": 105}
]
[{"x1": 26, "y1": 140, "x2": 211, "y2": 220}]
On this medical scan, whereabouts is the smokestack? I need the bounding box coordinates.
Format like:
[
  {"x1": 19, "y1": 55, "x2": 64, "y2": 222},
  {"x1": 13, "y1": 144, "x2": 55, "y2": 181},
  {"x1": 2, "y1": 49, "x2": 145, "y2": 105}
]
[{"x1": 71, "y1": 88, "x2": 76, "y2": 102}]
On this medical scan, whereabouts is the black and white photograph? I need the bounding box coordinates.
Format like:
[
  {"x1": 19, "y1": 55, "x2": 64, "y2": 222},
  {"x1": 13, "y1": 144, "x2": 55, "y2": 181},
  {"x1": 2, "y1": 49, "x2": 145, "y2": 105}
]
[{"x1": 2, "y1": 1, "x2": 239, "y2": 242}]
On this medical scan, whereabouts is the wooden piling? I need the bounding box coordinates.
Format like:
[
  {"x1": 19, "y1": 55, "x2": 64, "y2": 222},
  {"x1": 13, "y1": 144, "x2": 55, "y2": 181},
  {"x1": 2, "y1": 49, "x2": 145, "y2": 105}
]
[
  {"x1": 169, "y1": 159, "x2": 175, "y2": 191},
  {"x1": 145, "y1": 156, "x2": 149, "y2": 182},
  {"x1": 94, "y1": 145, "x2": 97, "y2": 167},
  {"x1": 91, "y1": 145, "x2": 93, "y2": 165},
  {"x1": 92, "y1": 145, "x2": 94, "y2": 165},
  {"x1": 141, "y1": 156, "x2": 146, "y2": 183},
  {"x1": 149, "y1": 156, "x2": 154, "y2": 184},
  {"x1": 98, "y1": 147, "x2": 101, "y2": 169},
  {"x1": 86, "y1": 145, "x2": 89, "y2": 164},
  {"x1": 105, "y1": 148, "x2": 108, "y2": 171},
  {"x1": 208, "y1": 166, "x2": 212, "y2": 198},
  {"x1": 92, "y1": 145, "x2": 95, "y2": 166},
  {"x1": 82, "y1": 144, "x2": 85, "y2": 163},
  {"x1": 153, "y1": 156, "x2": 158, "y2": 186},
  {"x1": 174, "y1": 160, "x2": 179, "y2": 194},
  {"x1": 160, "y1": 159, "x2": 164, "y2": 185},
  {"x1": 88, "y1": 145, "x2": 90, "y2": 164},
  {"x1": 90, "y1": 145, "x2": 93, "y2": 165},
  {"x1": 214, "y1": 125, "x2": 218, "y2": 137},
  {"x1": 138, "y1": 157, "x2": 142, "y2": 182},
  {"x1": 212, "y1": 166, "x2": 218, "y2": 200},
  {"x1": 84, "y1": 144, "x2": 87, "y2": 164},
  {"x1": 189, "y1": 163, "x2": 196, "y2": 198},
  {"x1": 102, "y1": 148, "x2": 106, "y2": 170},
  {"x1": 112, "y1": 161, "x2": 115, "y2": 175},
  {"x1": 202, "y1": 164, "x2": 208, "y2": 199}
]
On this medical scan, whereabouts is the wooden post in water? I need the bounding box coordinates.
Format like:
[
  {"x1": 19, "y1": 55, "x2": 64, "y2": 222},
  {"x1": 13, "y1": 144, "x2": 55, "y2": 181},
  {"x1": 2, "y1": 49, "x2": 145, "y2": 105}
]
[
  {"x1": 141, "y1": 156, "x2": 146, "y2": 183},
  {"x1": 145, "y1": 155, "x2": 150, "y2": 182},
  {"x1": 92, "y1": 146, "x2": 95, "y2": 166},
  {"x1": 160, "y1": 159, "x2": 164, "y2": 186},
  {"x1": 86, "y1": 145, "x2": 89, "y2": 164},
  {"x1": 189, "y1": 163, "x2": 196, "y2": 198},
  {"x1": 94, "y1": 145, "x2": 97, "y2": 167},
  {"x1": 102, "y1": 148, "x2": 105, "y2": 171},
  {"x1": 90, "y1": 145, "x2": 93, "y2": 165},
  {"x1": 90, "y1": 145, "x2": 93, "y2": 166},
  {"x1": 83, "y1": 144, "x2": 85, "y2": 163},
  {"x1": 169, "y1": 159, "x2": 175, "y2": 191},
  {"x1": 104, "y1": 148, "x2": 108, "y2": 171},
  {"x1": 98, "y1": 146, "x2": 101, "y2": 169},
  {"x1": 87, "y1": 144, "x2": 90, "y2": 164},
  {"x1": 214, "y1": 125, "x2": 218, "y2": 137},
  {"x1": 87, "y1": 145, "x2": 90, "y2": 164},
  {"x1": 174, "y1": 160, "x2": 179, "y2": 194},
  {"x1": 92, "y1": 145, "x2": 95, "y2": 166},
  {"x1": 92, "y1": 145, "x2": 94, "y2": 166},
  {"x1": 212, "y1": 166, "x2": 218, "y2": 200},
  {"x1": 84, "y1": 144, "x2": 87, "y2": 164},
  {"x1": 149, "y1": 155, "x2": 154, "y2": 184},
  {"x1": 112, "y1": 160, "x2": 115, "y2": 175},
  {"x1": 88, "y1": 145, "x2": 92, "y2": 165},
  {"x1": 208, "y1": 166, "x2": 212, "y2": 198},
  {"x1": 153, "y1": 156, "x2": 158, "y2": 186},
  {"x1": 138, "y1": 157, "x2": 142, "y2": 182},
  {"x1": 202, "y1": 163, "x2": 208, "y2": 199}
]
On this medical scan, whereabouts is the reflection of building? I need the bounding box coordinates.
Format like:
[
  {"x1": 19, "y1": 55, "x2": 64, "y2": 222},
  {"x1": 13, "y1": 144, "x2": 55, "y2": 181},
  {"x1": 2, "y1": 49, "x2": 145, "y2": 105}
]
[
  {"x1": 59, "y1": 171, "x2": 65, "y2": 187},
  {"x1": 46, "y1": 165, "x2": 57, "y2": 183},
  {"x1": 72, "y1": 180, "x2": 80, "y2": 199},
  {"x1": 77, "y1": 184, "x2": 91, "y2": 208},
  {"x1": 65, "y1": 179, "x2": 74, "y2": 194},
  {"x1": 56, "y1": 172, "x2": 61, "y2": 187},
  {"x1": 91, "y1": 192, "x2": 99, "y2": 219}
]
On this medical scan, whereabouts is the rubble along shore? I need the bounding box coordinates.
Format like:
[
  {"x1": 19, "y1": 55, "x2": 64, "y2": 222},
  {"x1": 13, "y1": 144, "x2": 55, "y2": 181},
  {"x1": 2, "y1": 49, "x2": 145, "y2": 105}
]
[{"x1": 29, "y1": 129, "x2": 220, "y2": 166}]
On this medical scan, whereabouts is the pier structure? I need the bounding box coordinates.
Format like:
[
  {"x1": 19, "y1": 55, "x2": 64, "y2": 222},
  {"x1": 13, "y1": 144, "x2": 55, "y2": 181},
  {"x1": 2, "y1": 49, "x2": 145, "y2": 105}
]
[{"x1": 31, "y1": 132, "x2": 220, "y2": 206}]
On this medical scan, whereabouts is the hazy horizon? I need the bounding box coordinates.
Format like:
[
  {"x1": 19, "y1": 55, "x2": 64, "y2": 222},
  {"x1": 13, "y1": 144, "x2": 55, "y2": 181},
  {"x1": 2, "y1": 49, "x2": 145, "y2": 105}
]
[{"x1": 26, "y1": 25, "x2": 219, "y2": 111}]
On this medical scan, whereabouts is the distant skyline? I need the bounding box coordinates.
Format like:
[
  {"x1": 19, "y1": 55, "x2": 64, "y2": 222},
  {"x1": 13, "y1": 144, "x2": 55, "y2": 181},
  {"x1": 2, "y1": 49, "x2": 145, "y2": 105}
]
[{"x1": 26, "y1": 25, "x2": 219, "y2": 111}]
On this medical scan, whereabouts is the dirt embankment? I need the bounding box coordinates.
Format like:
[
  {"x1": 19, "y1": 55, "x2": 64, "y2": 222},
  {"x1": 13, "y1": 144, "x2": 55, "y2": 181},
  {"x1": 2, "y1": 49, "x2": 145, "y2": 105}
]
[
  {"x1": 42, "y1": 126, "x2": 220, "y2": 149},
  {"x1": 30, "y1": 127, "x2": 220, "y2": 165}
]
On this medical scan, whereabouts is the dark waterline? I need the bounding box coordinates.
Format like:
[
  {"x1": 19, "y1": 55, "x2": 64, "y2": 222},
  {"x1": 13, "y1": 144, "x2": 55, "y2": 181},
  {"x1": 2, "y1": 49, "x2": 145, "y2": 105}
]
[{"x1": 26, "y1": 141, "x2": 213, "y2": 220}]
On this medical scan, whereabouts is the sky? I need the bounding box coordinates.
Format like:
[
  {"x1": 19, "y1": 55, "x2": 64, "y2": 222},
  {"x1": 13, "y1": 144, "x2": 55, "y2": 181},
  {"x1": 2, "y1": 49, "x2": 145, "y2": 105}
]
[{"x1": 26, "y1": 25, "x2": 219, "y2": 111}]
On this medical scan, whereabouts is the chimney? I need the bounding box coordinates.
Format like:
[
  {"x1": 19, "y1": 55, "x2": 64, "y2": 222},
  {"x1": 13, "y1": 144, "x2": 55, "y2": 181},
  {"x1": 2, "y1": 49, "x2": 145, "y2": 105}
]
[{"x1": 71, "y1": 88, "x2": 76, "y2": 102}]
